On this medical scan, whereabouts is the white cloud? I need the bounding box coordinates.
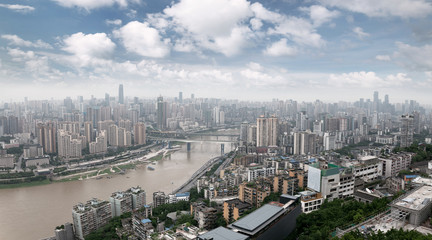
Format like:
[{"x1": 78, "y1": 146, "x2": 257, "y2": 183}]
[
  {"x1": 376, "y1": 55, "x2": 391, "y2": 61},
  {"x1": 328, "y1": 71, "x2": 411, "y2": 88},
  {"x1": 247, "y1": 62, "x2": 263, "y2": 71},
  {"x1": 163, "y1": 0, "x2": 253, "y2": 56},
  {"x1": 0, "y1": 4, "x2": 34, "y2": 13},
  {"x1": 394, "y1": 42, "x2": 432, "y2": 70},
  {"x1": 7, "y1": 48, "x2": 36, "y2": 61},
  {"x1": 264, "y1": 38, "x2": 297, "y2": 56},
  {"x1": 50, "y1": 0, "x2": 140, "y2": 11},
  {"x1": 62, "y1": 32, "x2": 116, "y2": 66},
  {"x1": 114, "y1": 21, "x2": 170, "y2": 58},
  {"x1": 319, "y1": 0, "x2": 432, "y2": 18},
  {"x1": 105, "y1": 19, "x2": 122, "y2": 26},
  {"x1": 269, "y1": 17, "x2": 325, "y2": 48},
  {"x1": 2, "y1": 35, "x2": 52, "y2": 49},
  {"x1": 353, "y1": 27, "x2": 369, "y2": 39},
  {"x1": 300, "y1": 5, "x2": 340, "y2": 27}
]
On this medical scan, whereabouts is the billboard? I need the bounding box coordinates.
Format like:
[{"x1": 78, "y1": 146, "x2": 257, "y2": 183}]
[{"x1": 307, "y1": 166, "x2": 321, "y2": 192}]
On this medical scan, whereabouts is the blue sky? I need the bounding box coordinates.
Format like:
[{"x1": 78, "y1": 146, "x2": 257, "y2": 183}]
[{"x1": 1, "y1": 0, "x2": 432, "y2": 103}]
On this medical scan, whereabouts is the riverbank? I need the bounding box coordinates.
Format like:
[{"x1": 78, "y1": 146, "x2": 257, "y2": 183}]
[{"x1": 0, "y1": 145, "x2": 182, "y2": 189}]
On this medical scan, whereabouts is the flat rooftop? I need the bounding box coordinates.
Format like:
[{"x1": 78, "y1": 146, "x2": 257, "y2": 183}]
[
  {"x1": 198, "y1": 226, "x2": 248, "y2": 240},
  {"x1": 231, "y1": 204, "x2": 284, "y2": 235},
  {"x1": 393, "y1": 185, "x2": 432, "y2": 211}
]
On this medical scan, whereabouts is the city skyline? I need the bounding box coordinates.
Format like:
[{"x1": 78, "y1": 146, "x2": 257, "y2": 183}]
[{"x1": 1, "y1": 0, "x2": 432, "y2": 102}]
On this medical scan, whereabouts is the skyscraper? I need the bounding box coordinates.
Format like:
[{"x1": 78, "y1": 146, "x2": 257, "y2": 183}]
[
  {"x1": 179, "y1": 91, "x2": 183, "y2": 104},
  {"x1": 157, "y1": 96, "x2": 167, "y2": 130},
  {"x1": 37, "y1": 122, "x2": 57, "y2": 154},
  {"x1": 118, "y1": 84, "x2": 124, "y2": 104},
  {"x1": 256, "y1": 116, "x2": 278, "y2": 147},
  {"x1": 134, "y1": 122, "x2": 146, "y2": 145},
  {"x1": 400, "y1": 114, "x2": 414, "y2": 148}
]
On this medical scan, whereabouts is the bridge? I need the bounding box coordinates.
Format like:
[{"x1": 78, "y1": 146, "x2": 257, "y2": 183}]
[
  {"x1": 147, "y1": 136, "x2": 238, "y2": 143},
  {"x1": 147, "y1": 129, "x2": 239, "y2": 139}
]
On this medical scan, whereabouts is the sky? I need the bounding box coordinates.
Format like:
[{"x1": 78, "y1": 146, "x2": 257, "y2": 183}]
[{"x1": 1, "y1": 0, "x2": 432, "y2": 103}]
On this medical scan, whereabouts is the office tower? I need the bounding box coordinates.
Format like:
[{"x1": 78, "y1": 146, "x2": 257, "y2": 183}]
[
  {"x1": 400, "y1": 114, "x2": 414, "y2": 148},
  {"x1": 64, "y1": 97, "x2": 74, "y2": 113},
  {"x1": 105, "y1": 93, "x2": 110, "y2": 106},
  {"x1": 373, "y1": 91, "x2": 379, "y2": 112},
  {"x1": 118, "y1": 84, "x2": 124, "y2": 104},
  {"x1": 191, "y1": 93, "x2": 194, "y2": 99},
  {"x1": 134, "y1": 122, "x2": 146, "y2": 145},
  {"x1": 256, "y1": 116, "x2": 278, "y2": 147},
  {"x1": 72, "y1": 199, "x2": 111, "y2": 240},
  {"x1": 179, "y1": 92, "x2": 183, "y2": 104},
  {"x1": 37, "y1": 122, "x2": 57, "y2": 154},
  {"x1": 157, "y1": 96, "x2": 167, "y2": 130}
]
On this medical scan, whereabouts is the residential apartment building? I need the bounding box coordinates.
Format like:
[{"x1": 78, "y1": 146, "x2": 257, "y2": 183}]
[{"x1": 72, "y1": 198, "x2": 111, "y2": 240}]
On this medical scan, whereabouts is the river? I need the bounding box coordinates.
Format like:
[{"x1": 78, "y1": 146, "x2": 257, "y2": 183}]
[{"x1": 0, "y1": 130, "x2": 237, "y2": 240}]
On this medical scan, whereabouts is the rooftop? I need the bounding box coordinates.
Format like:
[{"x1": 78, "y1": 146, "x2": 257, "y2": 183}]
[
  {"x1": 393, "y1": 185, "x2": 432, "y2": 212},
  {"x1": 198, "y1": 226, "x2": 249, "y2": 240},
  {"x1": 231, "y1": 204, "x2": 284, "y2": 235}
]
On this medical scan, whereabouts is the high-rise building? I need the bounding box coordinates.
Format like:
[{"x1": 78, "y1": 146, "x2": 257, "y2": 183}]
[
  {"x1": 256, "y1": 116, "x2": 278, "y2": 147},
  {"x1": 57, "y1": 130, "x2": 82, "y2": 159},
  {"x1": 110, "y1": 192, "x2": 132, "y2": 217},
  {"x1": 105, "y1": 93, "x2": 110, "y2": 106},
  {"x1": 240, "y1": 122, "x2": 249, "y2": 142},
  {"x1": 400, "y1": 114, "x2": 414, "y2": 148},
  {"x1": 153, "y1": 191, "x2": 166, "y2": 208},
  {"x1": 134, "y1": 122, "x2": 146, "y2": 145},
  {"x1": 37, "y1": 122, "x2": 57, "y2": 154},
  {"x1": 127, "y1": 186, "x2": 146, "y2": 210},
  {"x1": 72, "y1": 198, "x2": 111, "y2": 240},
  {"x1": 157, "y1": 96, "x2": 168, "y2": 130},
  {"x1": 179, "y1": 92, "x2": 183, "y2": 104},
  {"x1": 118, "y1": 84, "x2": 124, "y2": 104},
  {"x1": 84, "y1": 122, "x2": 93, "y2": 144}
]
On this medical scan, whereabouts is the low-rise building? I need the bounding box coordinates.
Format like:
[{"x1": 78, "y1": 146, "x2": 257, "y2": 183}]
[
  {"x1": 391, "y1": 185, "x2": 432, "y2": 226},
  {"x1": 379, "y1": 152, "x2": 412, "y2": 178},
  {"x1": 223, "y1": 198, "x2": 251, "y2": 223},
  {"x1": 299, "y1": 191, "x2": 323, "y2": 214},
  {"x1": 25, "y1": 156, "x2": 50, "y2": 167},
  {"x1": 191, "y1": 202, "x2": 218, "y2": 230},
  {"x1": 239, "y1": 182, "x2": 271, "y2": 208}
]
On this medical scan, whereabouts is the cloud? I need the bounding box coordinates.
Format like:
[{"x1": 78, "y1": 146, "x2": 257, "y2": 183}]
[
  {"x1": 163, "y1": 0, "x2": 253, "y2": 56},
  {"x1": 114, "y1": 21, "x2": 170, "y2": 58},
  {"x1": 264, "y1": 38, "x2": 297, "y2": 56},
  {"x1": 62, "y1": 32, "x2": 116, "y2": 66},
  {"x1": 300, "y1": 5, "x2": 340, "y2": 27},
  {"x1": 0, "y1": 4, "x2": 34, "y2": 13},
  {"x1": 376, "y1": 55, "x2": 391, "y2": 61},
  {"x1": 353, "y1": 27, "x2": 369, "y2": 39},
  {"x1": 50, "y1": 0, "x2": 140, "y2": 11},
  {"x1": 1, "y1": 35, "x2": 52, "y2": 49},
  {"x1": 319, "y1": 0, "x2": 432, "y2": 18},
  {"x1": 328, "y1": 71, "x2": 411, "y2": 88},
  {"x1": 105, "y1": 19, "x2": 122, "y2": 26},
  {"x1": 269, "y1": 16, "x2": 325, "y2": 47},
  {"x1": 394, "y1": 42, "x2": 432, "y2": 70}
]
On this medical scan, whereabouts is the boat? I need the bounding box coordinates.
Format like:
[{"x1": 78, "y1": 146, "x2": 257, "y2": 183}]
[{"x1": 147, "y1": 166, "x2": 155, "y2": 171}]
